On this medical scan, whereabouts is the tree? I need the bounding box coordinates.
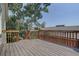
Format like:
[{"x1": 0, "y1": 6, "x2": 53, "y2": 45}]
[
  {"x1": 41, "y1": 22, "x2": 46, "y2": 28},
  {"x1": 23, "y1": 3, "x2": 50, "y2": 30},
  {"x1": 6, "y1": 17, "x2": 17, "y2": 30},
  {"x1": 7, "y1": 3, "x2": 23, "y2": 30},
  {"x1": 8, "y1": 3, "x2": 50, "y2": 30}
]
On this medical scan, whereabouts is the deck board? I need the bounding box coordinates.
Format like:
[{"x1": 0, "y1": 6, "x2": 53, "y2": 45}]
[
  {"x1": 14, "y1": 43, "x2": 23, "y2": 56},
  {"x1": 21, "y1": 41, "x2": 48, "y2": 56},
  {"x1": 18, "y1": 42, "x2": 33, "y2": 56},
  {"x1": 21, "y1": 41, "x2": 41, "y2": 56},
  {"x1": 0, "y1": 39, "x2": 79, "y2": 56},
  {"x1": 5, "y1": 44, "x2": 10, "y2": 56},
  {"x1": 1, "y1": 44, "x2": 6, "y2": 56},
  {"x1": 12, "y1": 43, "x2": 19, "y2": 56},
  {"x1": 9, "y1": 43, "x2": 15, "y2": 56},
  {"x1": 16, "y1": 42, "x2": 29, "y2": 56}
]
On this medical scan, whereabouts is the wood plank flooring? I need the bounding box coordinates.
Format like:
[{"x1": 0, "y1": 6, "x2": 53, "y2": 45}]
[{"x1": 0, "y1": 39, "x2": 79, "y2": 56}]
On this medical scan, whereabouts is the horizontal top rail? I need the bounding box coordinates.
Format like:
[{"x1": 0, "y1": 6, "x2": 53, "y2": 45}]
[
  {"x1": 40, "y1": 29, "x2": 79, "y2": 32},
  {"x1": 2, "y1": 30, "x2": 19, "y2": 32}
]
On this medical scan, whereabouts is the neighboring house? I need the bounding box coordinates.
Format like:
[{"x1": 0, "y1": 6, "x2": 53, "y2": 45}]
[{"x1": 41, "y1": 26, "x2": 79, "y2": 31}]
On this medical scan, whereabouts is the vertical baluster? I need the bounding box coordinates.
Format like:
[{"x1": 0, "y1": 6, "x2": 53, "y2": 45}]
[
  {"x1": 70, "y1": 32, "x2": 71, "y2": 39},
  {"x1": 69, "y1": 32, "x2": 72, "y2": 47},
  {"x1": 60, "y1": 31, "x2": 62, "y2": 44},
  {"x1": 9, "y1": 32, "x2": 12, "y2": 43},
  {"x1": 8, "y1": 32, "x2": 10, "y2": 43},
  {"x1": 14, "y1": 32, "x2": 16, "y2": 41},
  {"x1": 75, "y1": 32, "x2": 77, "y2": 48},
  {"x1": 12, "y1": 32, "x2": 14, "y2": 42},
  {"x1": 67, "y1": 32, "x2": 69, "y2": 39},
  {"x1": 10, "y1": 32, "x2": 11, "y2": 43},
  {"x1": 66, "y1": 32, "x2": 68, "y2": 46},
  {"x1": 72, "y1": 32, "x2": 74, "y2": 39},
  {"x1": 6, "y1": 32, "x2": 8, "y2": 43},
  {"x1": 10, "y1": 32, "x2": 12, "y2": 42},
  {"x1": 71, "y1": 32, "x2": 73, "y2": 47},
  {"x1": 12, "y1": 32, "x2": 15, "y2": 41},
  {"x1": 64, "y1": 32, "x2": 66, "y2": 45},
  {"x1": 7, "y1": 32, "x2": 8, "y2": 43},
  {"x1": 8, "y1": 32, "x2": 9, "y2": 43},
  {"x1": 65, "y1": 32, "x2": 66, "y2": 38},
  {"x1": 54, "y1": 31, "x2": 56, "y2": 43},
  {"x1": 14, "y1": 32, "x2": 17, "y2": 42},
  {"x1": 65, "y1": 32, "x2": 67, "y2": 39},
  {"x1": 14, "y1": 32, "x2": 18, "y2": 41},
  {"x1": 72, "y1": 32, "x2": 75, "y2": 47},
  {"x1": 71, "y1": 32, "x2": 74, "y2": 47},
  {"x1": 15, "y1": 32, "x2": 16, "y2": 42},
  {"x1": 75, "y1": 32, "x2": 77, "y2": 40},
  {"x1": 11, "y1": 32, "x2": 12, "y2": 42}
]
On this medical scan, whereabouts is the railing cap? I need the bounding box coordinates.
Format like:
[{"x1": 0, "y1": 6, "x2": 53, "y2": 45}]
[{"x1": 2, "y1": 30, "x2": 19, "y2": 32}]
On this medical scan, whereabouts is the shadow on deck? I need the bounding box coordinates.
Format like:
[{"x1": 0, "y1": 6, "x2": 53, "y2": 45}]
[{"x1": 0, "y1": 39, "x2": 79, "y2": 56}]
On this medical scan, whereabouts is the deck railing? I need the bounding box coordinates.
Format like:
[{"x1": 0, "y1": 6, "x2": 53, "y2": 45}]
[
  {"x1": 38, "y1": 30, "x2": 79, "y2": 48},
  {"x1": 4, "y1": 29, "x2": 79, "y2": 48},
  {"x1": 25, "y1": 30, "x2": 39, "y2": 39},
  {"x1": 6, "y1": 30, "x2": 19, "y2": 43}
]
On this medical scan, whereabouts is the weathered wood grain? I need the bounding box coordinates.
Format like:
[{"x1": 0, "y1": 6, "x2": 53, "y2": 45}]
[{"x1": 0, "y1": 39, "x2": 79, "y2": 56}]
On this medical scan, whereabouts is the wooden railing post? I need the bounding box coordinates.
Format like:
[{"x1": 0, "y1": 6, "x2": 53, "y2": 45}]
[{"x1": 16, "y1": 32, "x2": 19, "y2": 41}]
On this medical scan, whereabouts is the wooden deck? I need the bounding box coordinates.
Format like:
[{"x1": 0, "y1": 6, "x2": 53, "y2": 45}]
[{"x1": 0, "y1": 39, "x2": 79, "y2": 56}]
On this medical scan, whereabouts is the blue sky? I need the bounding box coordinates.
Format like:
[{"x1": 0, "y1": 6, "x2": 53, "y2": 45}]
[{"x1": 40, "y1": 3, "x2": 79, "y2": 27}]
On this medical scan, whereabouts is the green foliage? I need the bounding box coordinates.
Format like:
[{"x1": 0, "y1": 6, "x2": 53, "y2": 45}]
[
  {"x1": 8, "y1": 3, "x2": 23, "y2": 13},
  {"x1": 8, "y1": 3, "x2": 50, "y2": 30},
  {"x1": 6, "y1": 18, "x2": 17, "y2": 30},
  {"x1": 19, "y1": 31, "x2": 25, "y2": 39}
]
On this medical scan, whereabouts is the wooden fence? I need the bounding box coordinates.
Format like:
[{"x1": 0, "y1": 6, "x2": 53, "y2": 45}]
[{"x1": 38, "y1": 30, "x2": 79, "y2": 48}]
